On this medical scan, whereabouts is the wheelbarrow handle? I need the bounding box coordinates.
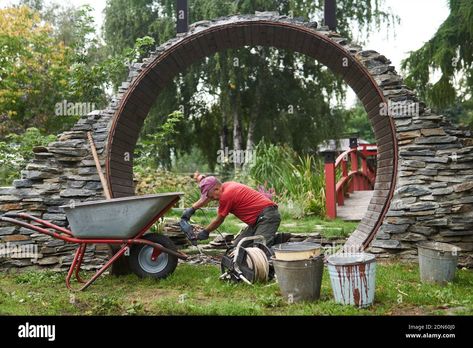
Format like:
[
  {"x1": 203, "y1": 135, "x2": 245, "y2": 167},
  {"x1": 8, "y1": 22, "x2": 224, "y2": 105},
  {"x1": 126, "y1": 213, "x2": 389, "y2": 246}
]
[
  {"x1": 23, "y1": 214, "x2": 74, "y2": 236},
  {"x1": 0, "y1": 213, "x2": 74, "y2": 237},
  {"x1": 2, "y1": 212, "x2": 35, "y2": 220},
  {"x1": 0, "y1": 216, "x2": 73, "y2": 241},
  {"x1": 2, "y1": 212, "x2": 22, "y2": 218}
]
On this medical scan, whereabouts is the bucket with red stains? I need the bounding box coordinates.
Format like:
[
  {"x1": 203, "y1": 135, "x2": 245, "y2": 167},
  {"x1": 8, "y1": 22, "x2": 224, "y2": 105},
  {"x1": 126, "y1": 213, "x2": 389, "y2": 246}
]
[{"x1": 327, "y1": 253, "x2": 376, "y2": 307}]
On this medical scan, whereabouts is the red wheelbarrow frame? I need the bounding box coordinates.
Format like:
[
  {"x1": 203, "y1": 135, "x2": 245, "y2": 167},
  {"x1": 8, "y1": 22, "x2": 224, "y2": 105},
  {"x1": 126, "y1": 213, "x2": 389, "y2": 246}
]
[{"x1": 0, "y1": 196, "x2": 188, "y2": 291}]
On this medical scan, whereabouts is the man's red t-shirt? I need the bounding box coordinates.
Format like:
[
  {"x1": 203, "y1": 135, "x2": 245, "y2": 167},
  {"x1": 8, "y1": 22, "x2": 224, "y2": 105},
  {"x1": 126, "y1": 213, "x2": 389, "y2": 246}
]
[{"x1": 218, "y1": 182, "x2": 275, "y2": 225}]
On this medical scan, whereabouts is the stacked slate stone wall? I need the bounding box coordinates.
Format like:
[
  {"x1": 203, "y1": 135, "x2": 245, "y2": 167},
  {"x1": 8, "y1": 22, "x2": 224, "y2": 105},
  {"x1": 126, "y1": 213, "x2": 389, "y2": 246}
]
[
  {"x1": 351, "y1": 50, "x2": 473, "y2": 267},
  {"x1": 0, "y1": 109, "x2": 114, "y2": 270},
  {"x1": 371, "y1": 111, "x2": 473, "y2": 266}
]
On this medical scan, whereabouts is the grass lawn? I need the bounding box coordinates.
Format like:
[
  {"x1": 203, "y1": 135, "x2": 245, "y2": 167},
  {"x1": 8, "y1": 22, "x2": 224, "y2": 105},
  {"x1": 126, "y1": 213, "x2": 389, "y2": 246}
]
[
  {"x1": 1, "y1": 262, "x2": 472, "y2": 315},
  {"x1": 1, "y1": 212, "x2": 470, "y2": 316}
]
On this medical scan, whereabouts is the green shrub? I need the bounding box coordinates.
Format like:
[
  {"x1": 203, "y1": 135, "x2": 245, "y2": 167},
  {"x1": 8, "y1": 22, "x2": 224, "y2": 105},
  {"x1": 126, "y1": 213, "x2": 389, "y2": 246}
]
[
  {"x1": 0, "y1": 128, "x2": 56, "y2": 185},
  {"x1": 250, "y1": 141, "x2": 325, "y2": 218}
]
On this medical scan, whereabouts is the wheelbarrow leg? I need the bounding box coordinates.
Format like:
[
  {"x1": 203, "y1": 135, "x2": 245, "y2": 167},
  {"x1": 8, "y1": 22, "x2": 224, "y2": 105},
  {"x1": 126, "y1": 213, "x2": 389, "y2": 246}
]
[
  {"x1": 79, "y1": 244, "x2": 129, "y2": 291},
  {"x1": 74, "y1": 244, "x2": 87, "y2": 283},
  {"x1": 66, "y1": 244, "x2": 86, "y2": 290}
]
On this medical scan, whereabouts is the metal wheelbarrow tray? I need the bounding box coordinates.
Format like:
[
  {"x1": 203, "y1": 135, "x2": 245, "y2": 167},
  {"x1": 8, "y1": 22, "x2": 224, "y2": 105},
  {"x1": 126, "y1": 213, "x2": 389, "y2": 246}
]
[{"x1": 0, "y1": 192, "x2": 188, "y2": 291}]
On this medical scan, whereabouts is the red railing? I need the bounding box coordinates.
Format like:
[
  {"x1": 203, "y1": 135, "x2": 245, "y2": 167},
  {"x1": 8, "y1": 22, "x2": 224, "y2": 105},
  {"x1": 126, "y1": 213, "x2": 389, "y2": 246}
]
[{"x1": 322, "y1": 141, "x2": 377, "y2": 219}]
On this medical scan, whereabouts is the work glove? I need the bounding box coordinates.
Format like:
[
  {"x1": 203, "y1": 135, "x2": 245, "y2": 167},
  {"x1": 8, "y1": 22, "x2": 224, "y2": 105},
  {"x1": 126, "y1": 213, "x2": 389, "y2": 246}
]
[
  {"x1": 197, "y1": 229, "x2": 210, "y2": 241},
  {"x1": 181, "y1": 207, "x2": 196, "y2": 220},
  {"x1": 179, "y1": 218, "x2": 197, "y2": 246}
]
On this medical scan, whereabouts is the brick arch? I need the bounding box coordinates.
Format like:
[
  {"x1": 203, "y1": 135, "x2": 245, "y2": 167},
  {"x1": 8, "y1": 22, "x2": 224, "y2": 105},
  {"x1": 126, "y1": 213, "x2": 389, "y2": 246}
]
[{"x1": 106, "y1": 16, "x2": 398, "y2": 249}]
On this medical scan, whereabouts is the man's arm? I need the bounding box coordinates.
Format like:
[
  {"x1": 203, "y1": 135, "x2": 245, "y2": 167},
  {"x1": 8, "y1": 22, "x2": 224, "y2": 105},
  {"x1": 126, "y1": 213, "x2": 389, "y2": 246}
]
[
  {"x1": 182, "y1": 196, "x2": 211, "y2": 220},
  {"x1": 205, "y1": 214, "x2": 225, "y2": 233},
  {"x1": 192, "y1": 196, "x2": 211, "y2": 210},
  {"x1": 197, "y1": 215, "x2": 225, "y2": 240}
]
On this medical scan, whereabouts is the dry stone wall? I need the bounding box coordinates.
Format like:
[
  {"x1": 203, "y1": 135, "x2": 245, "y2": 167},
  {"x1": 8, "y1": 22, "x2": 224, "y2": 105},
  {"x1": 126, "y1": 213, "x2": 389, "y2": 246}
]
[
  {"x1": 371, "y1": 111, "x2": 473, "y2": 266},
  {"x1": 0, "y1": 109, "x2": 116, "y2": 270}
]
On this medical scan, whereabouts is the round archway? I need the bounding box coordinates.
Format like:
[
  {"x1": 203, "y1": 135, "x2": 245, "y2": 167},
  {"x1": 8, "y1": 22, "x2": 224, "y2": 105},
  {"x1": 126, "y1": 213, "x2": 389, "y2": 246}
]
[{"x1": 106, "y1": 15, "x2": 398, "y2": 250}]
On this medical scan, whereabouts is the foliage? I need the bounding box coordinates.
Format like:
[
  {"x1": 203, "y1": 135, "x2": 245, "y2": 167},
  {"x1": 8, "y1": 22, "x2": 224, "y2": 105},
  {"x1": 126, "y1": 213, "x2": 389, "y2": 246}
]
[
  {"x1": 41, "y1": 4, "x2": 109, "y2": 108},
  {"x1": 327, "y1": 0, "x2": 399, "y2": 42},
  {"x1": 102, "y1": 0, "x2": 397, "y2": 173},
  {"x1": 48, "y1": 3, "x2": 157, "y2": 118},
  {"x1": 341, "y1": 103, "x2": 376, "y2": 143},
  {"x1": 135, "y1": 111, "x2": 185, "y2": 169},
  {"x1": 0, "y1": 2, "x2": 158, "y2": 137},
  {"x1": 104, "y1": 36, "x2": 156, "y2": 89},
  {"x1": 134, "y1": 167, "x2": 201, "y2": 206},
  {"x1": 14, "y1": 270, "x2": 62, "y2": 285},
  {"x1": 249, "y1": 141, "x2": 295, "y2": 188},
  {"x1": 402, "y1": 0, "x2": 473, "y2": 111},
  {"x1": 0, "y1": 128, "x2": 56, "y2": 185},
  {"x1": 172, "y1": 147, "x2": 211, "y2": 174},
  {"x1": 250, "y1": 141, "x2": 325, "y2": 217},
  {"x1": 103, "y1": 0, "x2": 175, "y2": 89},
  {"x1": 0, "y1": 6, "x2": 70, "y2": 135},
  {"x1": 104, "y1": 0, "x2": 175, "y2": 55}
]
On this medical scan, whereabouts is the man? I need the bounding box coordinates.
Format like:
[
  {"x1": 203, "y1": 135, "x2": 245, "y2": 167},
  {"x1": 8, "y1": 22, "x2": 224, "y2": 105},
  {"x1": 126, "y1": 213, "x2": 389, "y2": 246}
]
[{"x1": 181, "y1": 174, "x2": 281, "y2": 247}]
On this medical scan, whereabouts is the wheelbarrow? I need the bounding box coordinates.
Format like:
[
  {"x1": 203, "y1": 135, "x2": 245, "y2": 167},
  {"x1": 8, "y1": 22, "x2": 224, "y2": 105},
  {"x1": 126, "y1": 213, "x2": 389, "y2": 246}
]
[{"x1": 0, "y1": 192, "x2": 188, "y2": 291}]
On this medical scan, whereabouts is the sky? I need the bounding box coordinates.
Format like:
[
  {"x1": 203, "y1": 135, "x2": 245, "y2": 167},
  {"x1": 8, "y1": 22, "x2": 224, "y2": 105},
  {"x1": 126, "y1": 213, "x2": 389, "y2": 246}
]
[
  {"x1": 346, "y1": 0, "x2": 449, "y2": 105},
  {"x1": 1, "y1": 0, "x2": 450, "y2": 106}
]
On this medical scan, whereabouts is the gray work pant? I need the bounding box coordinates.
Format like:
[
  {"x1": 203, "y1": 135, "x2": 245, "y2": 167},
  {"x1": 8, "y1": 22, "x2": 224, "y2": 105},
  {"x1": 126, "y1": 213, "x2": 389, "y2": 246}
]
[{"x1": 233, "y1": 206, "x2": 281, "y2": 247}]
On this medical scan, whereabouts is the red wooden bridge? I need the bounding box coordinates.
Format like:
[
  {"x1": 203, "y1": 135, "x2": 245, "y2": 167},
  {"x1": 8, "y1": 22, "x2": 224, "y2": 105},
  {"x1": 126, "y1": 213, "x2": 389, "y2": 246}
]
[{"x1": 322, "y1": 138, "x2": 377, "y2": 221}]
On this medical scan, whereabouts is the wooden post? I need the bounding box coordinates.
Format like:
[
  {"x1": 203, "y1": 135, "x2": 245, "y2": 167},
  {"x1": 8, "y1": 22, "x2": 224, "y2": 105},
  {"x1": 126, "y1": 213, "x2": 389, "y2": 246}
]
[
  {"x1": 338, "y1": 158, "x2": 347, "y2": 205},
  {"x1": 324, "y1": 0, "x2": 337, "y2": 31},
  {"x1": 176, "y1": 0, "x2": 189, "y2": 34},
  {"x1": 346, "y1": 156, "x2": 354, "y2": 193},
  {"x1": 337, "y1": 186, "x2": 344, "y2": 206},
  {"x1": 87, "y1": 132, "x2": 111, "y2": 200},
  {"x1": 349, "y1": 137, "x2": 359, "y2": 191},
  {"x1": 322, "y1": 151, "x2": 336, "y2": 219},
  {"x1": 361, "y1": 156, "x2": 369, "y2": 190}
]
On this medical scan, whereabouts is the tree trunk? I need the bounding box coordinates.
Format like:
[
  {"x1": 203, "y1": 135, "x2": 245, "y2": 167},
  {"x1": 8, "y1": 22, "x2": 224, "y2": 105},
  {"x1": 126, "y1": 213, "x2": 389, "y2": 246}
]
[
  {"x1": 220, "y1": 119, "x2": 228, "y2": 152},
  {"x1": 219, "y1": 52, "x2": 229, "y2": 156},
  {"x1": 231, "y1": 90, "x2": 243, "y2": 171},
  {"x1": 245, "y1": 48, "x2": 266, "y2": 165},
  {"x1": 246, "y1": 115, "x2": 256, "y2": 152}
]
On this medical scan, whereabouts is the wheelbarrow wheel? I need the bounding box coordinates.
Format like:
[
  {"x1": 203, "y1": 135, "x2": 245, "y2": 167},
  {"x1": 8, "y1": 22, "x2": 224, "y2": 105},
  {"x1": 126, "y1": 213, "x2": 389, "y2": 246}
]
[{"x1": 130, "y1": 234, "x2": 178, "y2": 279}]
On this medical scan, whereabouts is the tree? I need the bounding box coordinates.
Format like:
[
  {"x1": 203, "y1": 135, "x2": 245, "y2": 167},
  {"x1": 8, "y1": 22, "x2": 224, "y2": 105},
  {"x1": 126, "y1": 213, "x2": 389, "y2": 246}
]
[
  {"x1": 186, "y1": 0, "x2": 396, "y2": 167},
  {"x1": 341, "y1": 103, "x2": 375, "y2": 143},
  {"x1": 104, "y1": 0, "x2": 175, "y2": 55},
  {"x1": 135, "y1": 111, "x2": 185, "y2": 169},
  {"x1": 402, "y1": 0, "x2": 473, "y2": 112},
  {"x1": 103, "y1": 0, "x2": 397, "y2": 171},
  {"x1": 103, "y1": 0, "x2": 202, "y2": 169},
  {"x1": 44, "y1": 4, "x2": 114, "y2": 120},
  {"x1": 0, "y1": 6, "x2": 70, "y2": 135},
  {"x1": 0, "y1": 3, "x2": 127, "y2": 136}
]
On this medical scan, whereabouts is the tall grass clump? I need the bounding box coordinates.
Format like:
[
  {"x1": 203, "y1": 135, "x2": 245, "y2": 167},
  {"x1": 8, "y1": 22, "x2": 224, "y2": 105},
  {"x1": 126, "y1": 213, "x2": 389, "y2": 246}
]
[{"x1": 250, "y1": 141, "x2": 325, "y2": 218}]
